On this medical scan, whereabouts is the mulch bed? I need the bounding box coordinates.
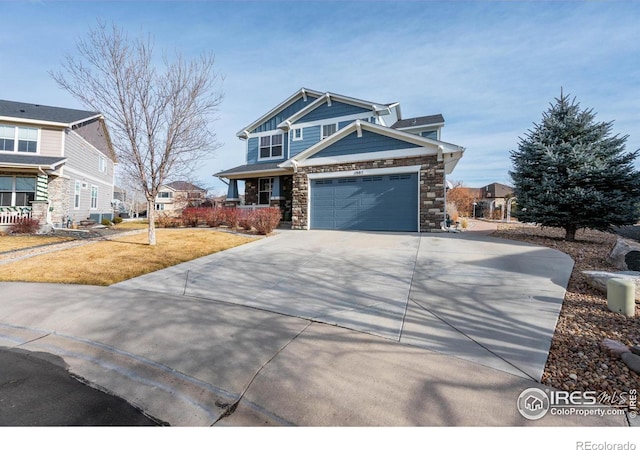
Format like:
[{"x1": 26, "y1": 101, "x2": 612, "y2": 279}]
[{"x1": 492, "y1": 224, "x2": 639, "y2": 407}]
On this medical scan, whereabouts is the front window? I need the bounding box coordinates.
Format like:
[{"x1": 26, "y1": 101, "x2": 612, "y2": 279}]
[
  {"x1": 258, "y1": 177, "x2": 273, "y2": 205},
  {"x1": 259, "y1": 134, "x2": 283, "y2": 159},
  {"x1": 0, "y1": 176, "x2": 36, "y2": 206},
  {"x1": 91, "y1": 186, "x2": 98, "y2": 209}
]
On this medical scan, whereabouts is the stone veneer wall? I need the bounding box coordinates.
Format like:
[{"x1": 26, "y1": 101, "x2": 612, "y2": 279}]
[
  {"x1": 48, "y1": 176, "x2": 71, "y2": 226},
  {"x1": 291, "y1": 156, "x2": 445, "y2": 231}
]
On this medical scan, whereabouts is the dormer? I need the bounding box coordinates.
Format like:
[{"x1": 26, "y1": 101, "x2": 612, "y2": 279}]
[{"x1": 391, "y1": 114, "x2": 445, "y2": 141}]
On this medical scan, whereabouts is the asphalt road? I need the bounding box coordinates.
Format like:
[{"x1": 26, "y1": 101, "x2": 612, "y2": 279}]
[{"x1": 0, "y1": 347, "x2": 160, "y2": 426}]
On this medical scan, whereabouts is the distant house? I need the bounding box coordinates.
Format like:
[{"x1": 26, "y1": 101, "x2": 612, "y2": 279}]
[
  {"x1": 215, "y1": 87, "x2": 465, "y2": 231},
  {"x1": 0, "y1": 99, "x2": 116, "y2": 230},
  {"x1": 155, "y1": 181, "x2": 207, "y2": 215},
  {"x1": 475, "y1": 182, "x2": 514, "y2": 219}
]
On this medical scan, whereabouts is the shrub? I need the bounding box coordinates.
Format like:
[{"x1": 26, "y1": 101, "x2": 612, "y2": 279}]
[
  {"x1": 204, "y1": 208, "x2": 225, "y2": 227},
  {"x1": 156, "y1": 213, "x2": 183, "y2": 228},
  {"x1": 113, "y1": 216, "x2": 123, "y2": 224},
  {"x1": 101, "y1": 218, "x2": 112, "y2": 226},
  {"x1": 9, "y1": 218, "x2": 40, "y2": 234},
  {"x1": 460, "y1": 217, "x2": 469, "y2": 229},
  {"x1": 238, "y1": 210, "x2": 254, "y2": 231},
  {"x1": 222, "y1": 208, "x2": 239, "y2": 229},
  {"x1": 252, "y1": 207, "x2": 281, "y2": 235},
  {"x1": 181, "y1": 207, "x2": 202, "y2": 227}
]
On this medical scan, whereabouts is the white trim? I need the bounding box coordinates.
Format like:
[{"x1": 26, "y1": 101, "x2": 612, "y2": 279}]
[
  {"x1": 248, "y1": 128, "x2": 287, "y2": 139},
  {"x1": 299, "y1": 147, "x2": 431, "y2": 168},
  {"x1": 321, "y1": 122, "x2": 337, "y2": 140},
  {"x1": 291, "y1": 127, "x2": 303, "y2": 141},
  {"x1": 219, "y1": 168, "x2": 292, "y2": 179},
  {"x1": 279, "y1": 112, "x2": 373, "y2": 133},
  {"x1": 68, "y1": 114, "x2": 102, "y2": 128},
  {"x1": 307, "y1": 165, "x2": 422, "y2": 180},
  {"x1": 64, "y1": 167, "x2": 112, "y2": 186},
  {"x1": 90, "y1": 184, "x2": 99, "y2": 210},
  {"x1": 0, "y1": 116, "x2": 69, "y2": 128}
]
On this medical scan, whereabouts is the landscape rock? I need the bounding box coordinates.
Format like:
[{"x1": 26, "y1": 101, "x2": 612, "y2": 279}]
[
  {"x1": 607, "y1": 237, "x2": 640, "y2": 271},
  {"x1": 582, "y1": 270, "x2": 640, "y2": 300},
  {"x1": 631, "y1": 346, "x2": 640, "y2": 356},
  {"x1": 600, "y1": 338, "x2": 630, "y2": 359},
  {"x1": 621, "y1": 352, "x2": 640, "y2": 374}
]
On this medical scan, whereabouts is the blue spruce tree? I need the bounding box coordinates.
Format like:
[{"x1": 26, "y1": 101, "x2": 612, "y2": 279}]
[{"x1": 510, "y1": 92, "x2": 640, "y2": 241}]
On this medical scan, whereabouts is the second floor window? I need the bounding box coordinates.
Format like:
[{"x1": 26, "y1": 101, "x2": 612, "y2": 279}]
[
  {"x1": 321, "y1": 123, "x2": 337, "y2": 139},
  {"x1": 259, "y1": 134, "x2": 283, "y2": 159},
  {"x1": 0, "y1": 125, "x2": 38, "y2": 153},
  {"x1": 158, "y1": 191, "x2": 172, "y2": 199},
  {"x1": 99, "y1": 156, "x2": 107, "y2": 173}
]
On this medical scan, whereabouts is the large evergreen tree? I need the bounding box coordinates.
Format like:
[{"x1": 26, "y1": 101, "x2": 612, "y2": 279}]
[{"x1": 510, "y1": 92, "x2": 640, "y2": 241}]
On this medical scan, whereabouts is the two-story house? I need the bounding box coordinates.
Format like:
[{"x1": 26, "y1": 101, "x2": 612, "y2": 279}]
[
  {"x1": 215, "y1": 88, "x2": 465, "y2": 232},
  {"x1": 155, "y1": 181, "x2": 207, "y2": 216},
  {"x1": 0, "y1": 100, "x2": 116, "y2": 230}
]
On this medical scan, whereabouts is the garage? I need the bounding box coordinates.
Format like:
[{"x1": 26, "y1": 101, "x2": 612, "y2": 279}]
[{"x1": 310, "y1": 172, "x2": 418, "y2": 231}]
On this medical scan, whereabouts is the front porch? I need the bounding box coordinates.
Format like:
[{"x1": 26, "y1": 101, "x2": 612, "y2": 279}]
[
  {"x1": 227, "y1": 175, "x2": 293, "y2": 222},
  {"x1": 0, "y1": 206, "x2": 33, "y2": 226}
]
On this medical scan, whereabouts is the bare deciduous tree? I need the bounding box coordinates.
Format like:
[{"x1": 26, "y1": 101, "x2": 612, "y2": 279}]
[{"x1": 51, "y1": 22, "x2": 223, "y2": 245}]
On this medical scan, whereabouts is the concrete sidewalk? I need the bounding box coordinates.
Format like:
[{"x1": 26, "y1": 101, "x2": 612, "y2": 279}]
[{"x1": 0, "y1": 282, "x2": 625, "y2": 426}]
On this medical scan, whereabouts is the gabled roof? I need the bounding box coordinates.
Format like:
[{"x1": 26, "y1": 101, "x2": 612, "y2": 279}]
[
  {"x1": 214, "y1": 161, "x2": 291, "y2": 179},
  {"x1": 391, "y1": 114, "x2": 445, "y2": 129},
  {"x1": 0, "y1": 153, "x2": 66, "y2": 170},
  {"x1": 0, "y1": 100, "x2": 101, "y2": 127},
  {"x1": 277, "y1": 91, "x2": 400, "y2": 130},
  {"x1": 281, "y1": 119, "x2": 464, "y2": 167},
  {"x1": 236, "y1": 88, "x2": 323, "y2": 138},
  {"x1": 164, "y1": 181, "x2": 206, "y2": 192}
]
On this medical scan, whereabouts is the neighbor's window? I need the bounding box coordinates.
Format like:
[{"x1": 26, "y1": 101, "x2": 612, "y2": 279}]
[
  {"x1": 17, "y1": 127, "x2": 38, "y2": 152},
  {"x1": 0, "y1": 176, "x2": 36, "y2": 206},
  {"x1": 259, "y1": 134, "x2": 283, "y2": 159},
  {"x1": 321, "y1": 123, "x2": 336, "y2": 139},
  {"x1": 155, "y1": 203, "x2": 165, "y2": 211},
  {"x1": 90, "y1": 186, "x2": 98, "y2": 209},
  {"x1": 157, "y1": 191, "x2": 172, "y2": 199},
  {"x1": 98, "y1": 156, "x2": 107, "y2": 173},
  {"x1": 0, "y1": 125, "x2": 15, "y2": 151},
  {"x1": 258, "y1": 177, "x2": 273, "y2": 205},
  {"x1": 74, "y1": 181, "x2": 81, "y2": 209}
]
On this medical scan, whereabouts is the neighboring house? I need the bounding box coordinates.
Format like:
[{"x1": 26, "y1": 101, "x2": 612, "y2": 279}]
[
  {"x1": 0, "y1": 99, "x2": 116, "y2": 230},
  {"x1": 155, "y1": 181, "x2": 207, "y2": 215},
  {"x1": 215, "y1": 88, "x2": 465, "y2": 232},
  {"x1": 476, "y1": 182, "x2": 514, "y2": 218}
]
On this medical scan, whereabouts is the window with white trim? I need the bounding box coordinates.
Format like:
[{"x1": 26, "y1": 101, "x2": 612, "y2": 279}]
[
  {"x1": 90, "y1": 186, "x2": 98, "y2": 209},
  {"x1": 0, "y1": 176, "x2": 36, "y2": 206},
  {"x1": 258, "y1": 177, "x2": 273, "y2": 205},
  {"x1": 0, "y1": 125, "x2": 38, "y2": 153},
  {"x1": 99, "y1": 156, "x2": 107, "y2": 173},
  {"x1": 321, "y1": 123, "x2": 337, "y2": 139},
  {"x1": 259, "y1": 134, "x2": 283, "y2": 159},
  {"x1": 292, "y1": 128, "x2": 303, "y2": 141},
  {"x1": 157, "y1": 191, "x2": 172, "y2": 199},
  {"x1": 74, "y1": 181, "x2": 81, "y2": 209},
  {"x1": 155, "y1": 203, "x2": 165, "y2": 211}
]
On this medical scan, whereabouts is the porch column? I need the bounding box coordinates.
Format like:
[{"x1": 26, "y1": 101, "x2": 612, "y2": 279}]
[{"x1": 226, "y1": 179, "x2": 239, "y2": 205}]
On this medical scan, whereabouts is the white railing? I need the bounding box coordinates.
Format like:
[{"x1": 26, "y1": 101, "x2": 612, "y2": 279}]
[
  {"x1": 0, "y1": 207, "x2": 33, "y2": 225},
  {"x1": 237, "y1": 204, "x2": 270, "y2": 211}
]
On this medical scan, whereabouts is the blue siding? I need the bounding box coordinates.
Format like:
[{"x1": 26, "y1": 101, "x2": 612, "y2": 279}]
[
  {"x1": 310, "y1": 130, "x2": 421, "y2": 159},
  {"x1": 252, "y1": 96, "x2": 319, "y2": 133},
  {"x1": 247, "y1": 137, "x2": 259, "y2": 163},
  {"x1": 301, "y1": 101, "x2": 370, "y2": 123},
  {"x1": 338, "y1": 120, "x2": 353, "y2": 129},
  {"x1": 290, "y1": 125, "x2": 320, "y2": 158}
]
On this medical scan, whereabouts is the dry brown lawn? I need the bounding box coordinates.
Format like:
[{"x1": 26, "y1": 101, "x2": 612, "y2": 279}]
[
  {"x1": 0, "y1": 229, "x2": 255, "y2": 286},
  {"x1": 0, "y1": 235, "x2": 74, "y2": 253},
  {"x1": 112, "y1": 220, "x2": 149, "y2": 230}
]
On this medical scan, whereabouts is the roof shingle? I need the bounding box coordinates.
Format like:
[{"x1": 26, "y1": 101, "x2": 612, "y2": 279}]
[{"x1": 0, "y1": 100, "x2": 99, "y2": 125}]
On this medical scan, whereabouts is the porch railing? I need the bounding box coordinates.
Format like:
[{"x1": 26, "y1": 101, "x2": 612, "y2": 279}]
[{"x1": 0, "y1": 207, "x2": 33, "y2": 225}]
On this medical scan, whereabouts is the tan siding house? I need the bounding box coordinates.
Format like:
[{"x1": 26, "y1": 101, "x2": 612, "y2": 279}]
[{"x1": 0, "y1": 100, "x2": 116, "y2": 230}]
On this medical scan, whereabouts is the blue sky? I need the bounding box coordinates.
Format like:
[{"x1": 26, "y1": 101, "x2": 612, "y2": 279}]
[{"x1": 2, "y1": 0, "x2": 639, "y2": 194}]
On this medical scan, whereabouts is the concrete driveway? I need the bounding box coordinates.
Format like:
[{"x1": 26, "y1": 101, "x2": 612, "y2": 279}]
[
  {"x1": 116, "y1": 227, "x2": 573, "y2": 381},
  {"x1": 0, "y1": 225, "x2": 626, "y2": 426}
]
